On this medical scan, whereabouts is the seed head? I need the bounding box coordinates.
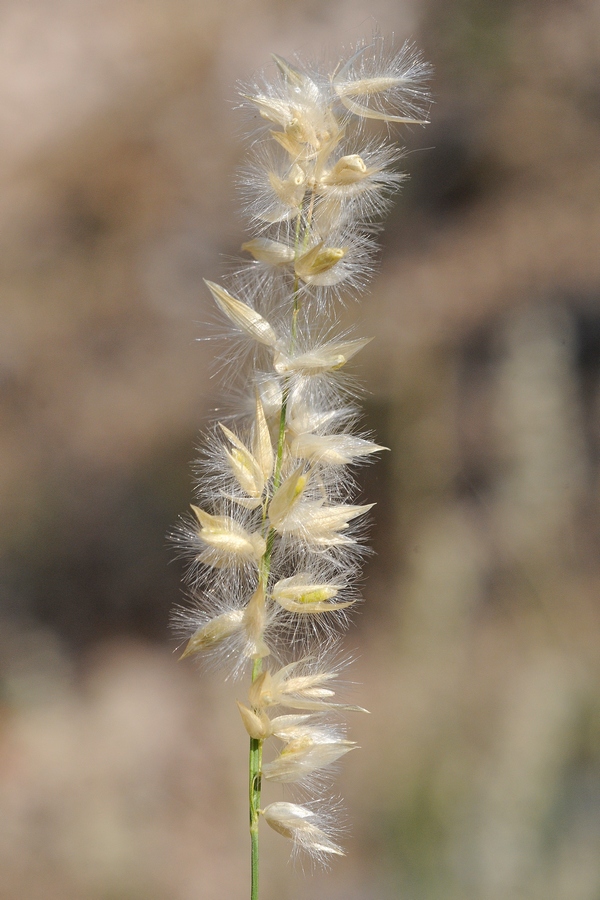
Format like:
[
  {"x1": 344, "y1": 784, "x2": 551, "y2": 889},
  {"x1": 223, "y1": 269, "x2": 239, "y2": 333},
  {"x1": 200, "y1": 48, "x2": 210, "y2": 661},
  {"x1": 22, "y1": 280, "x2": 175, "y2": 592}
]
[{"x1": 173, "y1": 34, "x2": 430, "y2": 868}]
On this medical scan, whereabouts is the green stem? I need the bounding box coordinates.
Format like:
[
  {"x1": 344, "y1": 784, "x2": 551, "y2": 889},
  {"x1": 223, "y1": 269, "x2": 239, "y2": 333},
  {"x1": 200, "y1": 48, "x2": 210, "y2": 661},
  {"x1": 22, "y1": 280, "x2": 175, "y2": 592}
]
[{"x1": 249, "y1": 659, "x2": 263, "y2": 900}]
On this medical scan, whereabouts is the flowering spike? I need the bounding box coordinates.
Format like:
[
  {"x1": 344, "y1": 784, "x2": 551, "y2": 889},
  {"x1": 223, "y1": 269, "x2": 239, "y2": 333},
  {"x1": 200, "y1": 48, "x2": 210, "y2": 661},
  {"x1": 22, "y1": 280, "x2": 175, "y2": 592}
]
[{"x1": 172, "y1": 35, "x2": 430, "y2": 886}]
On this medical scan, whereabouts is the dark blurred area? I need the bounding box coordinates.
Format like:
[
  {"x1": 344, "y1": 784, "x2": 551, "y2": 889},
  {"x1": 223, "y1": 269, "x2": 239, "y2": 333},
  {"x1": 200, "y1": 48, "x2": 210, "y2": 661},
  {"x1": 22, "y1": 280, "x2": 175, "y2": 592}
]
[{"x1": 1, "y1": 1, "x2": 600, "y2": 898}]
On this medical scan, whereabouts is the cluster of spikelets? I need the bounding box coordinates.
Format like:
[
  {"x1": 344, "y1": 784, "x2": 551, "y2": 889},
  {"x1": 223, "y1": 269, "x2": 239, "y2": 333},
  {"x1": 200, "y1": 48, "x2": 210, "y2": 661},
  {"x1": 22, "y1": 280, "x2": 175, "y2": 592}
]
[{"x1": 173, "y1": 36, "x2": 431, "y2": 865}]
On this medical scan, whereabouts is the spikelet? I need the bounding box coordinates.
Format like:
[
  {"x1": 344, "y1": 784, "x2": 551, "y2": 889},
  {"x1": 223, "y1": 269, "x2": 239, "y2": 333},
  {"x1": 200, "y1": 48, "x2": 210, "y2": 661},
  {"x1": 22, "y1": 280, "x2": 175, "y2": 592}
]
[
  {"x1": 262, "y1": 801, "x2": 345, "y2": 863},
  {"x1": 172, "y1": 34, "x2": 431, "y2": 877}
]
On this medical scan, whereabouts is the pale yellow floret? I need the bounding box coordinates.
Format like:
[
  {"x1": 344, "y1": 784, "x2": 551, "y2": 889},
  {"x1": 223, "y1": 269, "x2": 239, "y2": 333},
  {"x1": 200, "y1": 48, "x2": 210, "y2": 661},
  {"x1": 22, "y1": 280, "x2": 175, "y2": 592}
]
[
  {"x1": 270, "y1": 130, "x2": 318, "y2": 161},
  {"x1": 301, "y1": 263, "x2": 352, "y2": 288},
  {"x1": 271, "y1": 500, "x2": 374, "y2": 545},
  {"x1": 274, "y1": 577, "x2": 339, "y2": 600},
  {"x1": 249, "y1": 667, "x2": 343, "y2": 712},
  {"x1": 191, "y1": 505, "x2": 266, "y2": 564},
  {"x1": 320, "y1": 154, "x2": 369, "y2": 186},
  {"x1": 312, "y1": 126, "x2": 345, "y2": 168},
  {"x1": 294, "y1": 243, "x2": 347, "y2": 281},
  {"x1": 263, "y1": 165, "x2": 306, "y2": 218},
  {"x1": 248, "y1": 68, "x2": 342, "y2": 158},
  {"x1": 237, "y1": 701, "x2": 272, "y2": 740},
  {"x1": 267, "y1": 466, "x2": 308, "y2": 527},
  {"x1": 205, "y1": 280, "x2": 278, "y2": 347},
  {"x1": 289, "y1": 597, "x2": 348, "y2": 615},
  {"x1": 336, "y1": 91, "x2": 429, "y2": 124},
  {"x1": 271, "y1": 55, "x2": 320, "y2": 101},
  {"x1": 243, "y1": 582, "x2": 270, "y2": 659},
  {"x1": 262, "y1": 802, "x2": 345, "y2": 857},
  {"x1": 262, "y1": 801, "x2": 314, "y2": 837},
  {"x1": 262, "y1": 730, "x2": 355, "y2": 782},
  {"x1": 275, "y1": 124, "x2": 344, "y2": 176},
  {"x1": 179, "y1": 582, "x2": 270, "y2": 663},
  {"x1": 332, "y1": 69, "x2": 430, "y2": 123},
  {"x1": 290, "y1": 432, "x2": 386, "y2": 464},
  {"x1": 248, "y1": 662, "x2": 366, "y2": 713},
  {"x1": 334, "y1": 75, "x2": 405, "y2": 97},
  {"x1": 272, "y1": 574, "x2": 352, "y2": 614},
  {"x1": 286, "y1": 115, "x2": 321, "y2": 151},
  {"x1": 274, "y1": 668, "x2": 337, "y2": 699},
  {"x1": 242, "y1": 238, "x2": 295, "y2": 266},
  {"x1": 273, "y1": 337, "x2": 372, "y2": 376},
  {"x1": 248, "y1": 669, "x2": 275, "y2": 708},
  {"x1": 286, "y1": 402, "x2": 339, "y2": 437},
  {"x1": 247, "y1": 94, "x2": 296, "y2": 129},
  {"x1": 248, "y1": 92, "x2": 336, "y2": 154},
  {"x1": 268, "y1": 713, "x2": 314, "y2": 739},
  {"x1": 237, "y1": 709, "x2": 315, "y2": 742},
  {"x1": 180, "y1": 609, "x2": 244, "y2": 659},
  {"x1": 253, "y1": 392, "x2": 274, "y2": 481},
  {"x1": 219, "y1": 423, "x2": 265, "y2": 498}
]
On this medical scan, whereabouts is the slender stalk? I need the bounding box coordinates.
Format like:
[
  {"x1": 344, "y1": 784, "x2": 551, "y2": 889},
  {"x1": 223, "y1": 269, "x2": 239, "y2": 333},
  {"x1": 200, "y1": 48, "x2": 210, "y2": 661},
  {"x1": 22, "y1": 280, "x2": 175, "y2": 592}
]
[{"x1": 249, "y1": 658, "x2": 263, "y2": 900}]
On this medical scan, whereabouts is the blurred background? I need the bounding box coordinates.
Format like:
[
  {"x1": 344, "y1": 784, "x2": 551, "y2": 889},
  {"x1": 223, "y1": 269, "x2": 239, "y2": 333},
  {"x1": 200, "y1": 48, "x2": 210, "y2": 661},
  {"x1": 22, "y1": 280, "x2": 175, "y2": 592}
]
[{"x1": 1, "y1": 0, "x2": 600, "y2": 897}]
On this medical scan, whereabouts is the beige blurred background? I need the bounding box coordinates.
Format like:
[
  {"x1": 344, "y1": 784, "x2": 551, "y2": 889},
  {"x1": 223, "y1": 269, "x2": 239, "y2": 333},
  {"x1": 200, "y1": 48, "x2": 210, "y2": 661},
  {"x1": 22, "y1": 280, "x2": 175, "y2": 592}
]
[{"x1": 1, "y1": 0, "x2": 600, "y2": 898}]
